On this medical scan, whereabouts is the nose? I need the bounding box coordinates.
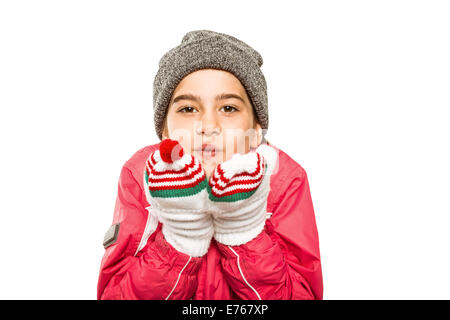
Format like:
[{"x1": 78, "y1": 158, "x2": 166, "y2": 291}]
[{"x1": 196, "y1": 110, "x2": 220, "y2": 137}]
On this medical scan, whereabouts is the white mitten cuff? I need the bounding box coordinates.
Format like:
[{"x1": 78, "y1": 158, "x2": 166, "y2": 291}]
[
  {"x1": 160, "y1": 219, "x2": 214, "y2": 257},
  {"x1": 150, "y1": 189, "x2": 214, "y2": 257},
  {"x1": 212, "y1": 209, "x2": 269, "y2": 246}
]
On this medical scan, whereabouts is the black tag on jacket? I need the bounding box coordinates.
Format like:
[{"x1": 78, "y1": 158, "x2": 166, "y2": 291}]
[{"x1": 103, "y1": 223, "x2": 120, "y2": 249}]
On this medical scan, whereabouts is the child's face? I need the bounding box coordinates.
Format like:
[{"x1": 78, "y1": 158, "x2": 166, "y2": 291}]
[{"x1": 162, "y1": 68, "x2": 262, "y2": 178}]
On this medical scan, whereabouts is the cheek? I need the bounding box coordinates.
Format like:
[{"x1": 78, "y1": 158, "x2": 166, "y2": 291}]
[
  {"x1": 166, "y1": 116, "x2": 197, "y2": 151},
  {"x1": 221, "y1": 126, "x2": 256, "y2": 160}
]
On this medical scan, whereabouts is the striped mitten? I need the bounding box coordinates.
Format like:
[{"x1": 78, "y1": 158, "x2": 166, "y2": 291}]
[
  {"x1": 143, "y1": 139, "x2": 213, "y2": 257},
  {"x1": 207, "y1": 143, "x2": 278, "y2": 246}
]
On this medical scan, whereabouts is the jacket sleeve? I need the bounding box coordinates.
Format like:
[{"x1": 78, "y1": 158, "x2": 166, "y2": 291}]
[
  {"x1": 215, "y1": 167, "x2": 323, "y2": 300},
  {"x1": 97, "y1": 165, "x2": 203, "y2": 300}
]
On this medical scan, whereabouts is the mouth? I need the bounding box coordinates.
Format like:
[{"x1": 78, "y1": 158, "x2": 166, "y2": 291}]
[{"x1": 194, "y1": 144, "x2": 222, "y2": 158}]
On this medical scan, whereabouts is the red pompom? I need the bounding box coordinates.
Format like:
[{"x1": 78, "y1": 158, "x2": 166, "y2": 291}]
[{"x1": 159, "y1": 139, "x2": 184, "y2": 163}]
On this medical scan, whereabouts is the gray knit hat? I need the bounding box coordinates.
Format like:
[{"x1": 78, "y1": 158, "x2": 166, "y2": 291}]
[{"x1": 153, "y1": 29, "x2": 268, "y2": 140}]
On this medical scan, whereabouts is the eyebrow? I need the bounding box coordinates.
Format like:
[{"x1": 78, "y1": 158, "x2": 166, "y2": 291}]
[{"x1": 171, "y1": 93, "x2": 246, "y2": 105}]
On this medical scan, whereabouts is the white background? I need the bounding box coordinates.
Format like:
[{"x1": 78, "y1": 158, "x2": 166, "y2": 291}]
[{"x1": 0, "y1": 1, "x2": 449, "y2": 299}]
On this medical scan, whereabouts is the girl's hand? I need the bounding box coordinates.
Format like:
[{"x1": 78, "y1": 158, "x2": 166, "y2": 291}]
[
  {"x1": 206, "y1": 143, "x2": 278, "y2": 246},
  {"x1": 144, "y1": 139, "x2": 213, "y2": 257}
]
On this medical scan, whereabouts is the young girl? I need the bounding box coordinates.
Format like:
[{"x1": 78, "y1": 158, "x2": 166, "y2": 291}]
[{"x1": 97, "y1": 30, "x2": 323, "y2": 300}]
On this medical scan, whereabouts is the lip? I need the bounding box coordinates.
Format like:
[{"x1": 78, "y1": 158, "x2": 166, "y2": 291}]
[
  {"x1": 193, "y1": 144, "x2": 222, "y2": 158},
  {"x1": 194, "y1": 144, "x2": 222, "y2": 152}
]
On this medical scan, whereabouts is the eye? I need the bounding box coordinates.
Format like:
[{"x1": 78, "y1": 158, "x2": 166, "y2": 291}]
[
  {"x1": 178, "y1": 106, "x2": 198, "y2": 113},
  {"x1": 221, "y1": 105, "x2": 238, "y2": 113}
]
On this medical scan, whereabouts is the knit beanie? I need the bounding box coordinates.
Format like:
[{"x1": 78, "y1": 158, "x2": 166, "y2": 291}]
[{"x1": 152, "y1": 29, "x2": 269, "y2": 141}]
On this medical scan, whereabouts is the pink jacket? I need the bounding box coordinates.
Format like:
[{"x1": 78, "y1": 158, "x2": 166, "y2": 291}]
[{"x1": 97, "y1": 141, "x2": 323, "y2": 300}]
